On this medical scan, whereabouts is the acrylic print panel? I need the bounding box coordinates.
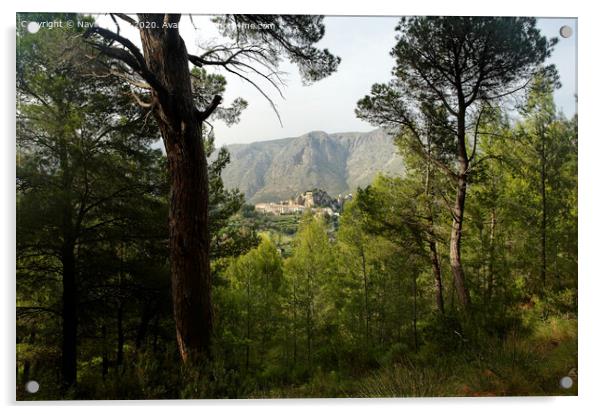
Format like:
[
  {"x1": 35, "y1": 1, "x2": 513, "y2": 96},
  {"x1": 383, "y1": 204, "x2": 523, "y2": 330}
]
[{"x1": 16, "y1": 13, "x2": 577, "y2": 400}]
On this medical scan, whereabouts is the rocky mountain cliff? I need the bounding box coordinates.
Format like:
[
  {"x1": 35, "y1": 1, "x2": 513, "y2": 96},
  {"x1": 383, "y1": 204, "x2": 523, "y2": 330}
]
[{"x1": 218, "y1": 128, "x2": 405, "y2": 203}]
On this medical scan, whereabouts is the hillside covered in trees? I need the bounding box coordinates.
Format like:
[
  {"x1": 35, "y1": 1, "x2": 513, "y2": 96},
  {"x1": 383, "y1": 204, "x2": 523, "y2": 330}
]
[{"x1": 16, "y1": 14, "x2": 577, "y2": 399}]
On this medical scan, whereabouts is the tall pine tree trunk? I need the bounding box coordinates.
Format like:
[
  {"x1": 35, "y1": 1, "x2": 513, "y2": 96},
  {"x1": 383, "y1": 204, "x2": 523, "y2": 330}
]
[
  {"x1": 138, "y1": 14, "x2": 213, "y2": 363},
  {"x1": 428, "y1": 239, "x2": 445, "y2": 314},
  {"x1": 450, "y1": 109, "x2": 471, "y2": 308}
]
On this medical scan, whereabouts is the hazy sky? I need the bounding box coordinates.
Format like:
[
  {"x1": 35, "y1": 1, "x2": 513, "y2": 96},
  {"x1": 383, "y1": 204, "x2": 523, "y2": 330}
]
[{"x1": 95, "y1": 15, "x2": 577, "y2": 147}]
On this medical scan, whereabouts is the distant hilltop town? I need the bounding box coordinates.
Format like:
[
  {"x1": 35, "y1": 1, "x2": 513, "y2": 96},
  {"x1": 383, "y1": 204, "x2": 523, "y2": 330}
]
[{"x1": 254, "y1": 189, "x2": 352, "y2": 216}]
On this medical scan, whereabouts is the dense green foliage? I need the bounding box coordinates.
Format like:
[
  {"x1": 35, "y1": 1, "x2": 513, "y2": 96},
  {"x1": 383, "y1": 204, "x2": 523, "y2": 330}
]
[{"x1": 16, "y1": 15, "x2": 576, "y2": 400}]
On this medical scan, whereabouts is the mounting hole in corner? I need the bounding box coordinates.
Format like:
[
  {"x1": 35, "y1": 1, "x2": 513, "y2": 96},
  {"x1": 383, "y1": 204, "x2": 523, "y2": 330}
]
[
  {"x1": 25, "y1": 380, "x2": 40, "y2": 394},
  {"x1": 560, "y1": 376, "x2": 573, "y2": 389},
  {"x1": 559, "y1": 25, "x2": 573, "y2": 38}
]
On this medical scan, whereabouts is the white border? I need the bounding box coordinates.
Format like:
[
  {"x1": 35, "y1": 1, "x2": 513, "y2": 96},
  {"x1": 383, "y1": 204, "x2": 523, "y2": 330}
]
[{"x1": 2, "y1": 1, "x2": 599, "y2": 413}]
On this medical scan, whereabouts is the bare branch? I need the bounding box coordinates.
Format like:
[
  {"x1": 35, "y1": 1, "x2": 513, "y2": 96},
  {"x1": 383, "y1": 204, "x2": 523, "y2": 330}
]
[
  {"x1": 17, "y1": 306, "x2": 61, "y2": 318},
  {"x1": 188, "y1": 14, "x2": 198, "y2": 30},
  {"x1": 223, "y1": 66, "x2": 282, "y2": 127},
  {"x1": 110, "y1": 68, "x2": 151, "y2": 90},
  {"x1": 84, "y1": 26, "x2": 167, "y2": 101},
  {"x1": 203, "y1": 120, "x2": 215, "y2": 136},
  {"x1": 113, "y1": 13, "x2": 138, "y2": 27},
  {"x1": 109, "y1": 13, "x2": 121, "y2": 37},
  {"x1": 196, "y1": 95, "x2": 222, "y2": 123},
  {"x1": 466, "y1": 154, "x2": 506, "y2": 174},
  {"x1": 130, "y1": 90, "x2": 155, "y2": 109},
  {"x1": 481, "y1": 78, "x2": 533, "y2": 102},
  {"x1": 468, "y1": 105, "x2": 486, "y2": 163},
  {"x1": 187, "y1": 43, "x2": 288, "y2": 123},
  {"x1": 228, "y1": 59, "x2": 285, "y2": 99}
]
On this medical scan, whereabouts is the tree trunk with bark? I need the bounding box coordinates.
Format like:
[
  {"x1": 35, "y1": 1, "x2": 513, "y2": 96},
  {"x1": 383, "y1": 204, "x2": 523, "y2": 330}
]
[
  {"x1": 138, "y1": 14, "x2": 213, "y2": 363},
  {"x1": 450, "y1": 108, "x2": 471, "y2": 308},
  {"x1": 428, "y1": 239, "x2": 445, "y2": 314}
]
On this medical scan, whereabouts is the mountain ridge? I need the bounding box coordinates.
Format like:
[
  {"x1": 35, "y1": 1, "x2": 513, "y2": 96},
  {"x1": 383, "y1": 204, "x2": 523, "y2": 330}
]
[{"x1": 217, "y1": 128, "x2": 405, "y2": 203}]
